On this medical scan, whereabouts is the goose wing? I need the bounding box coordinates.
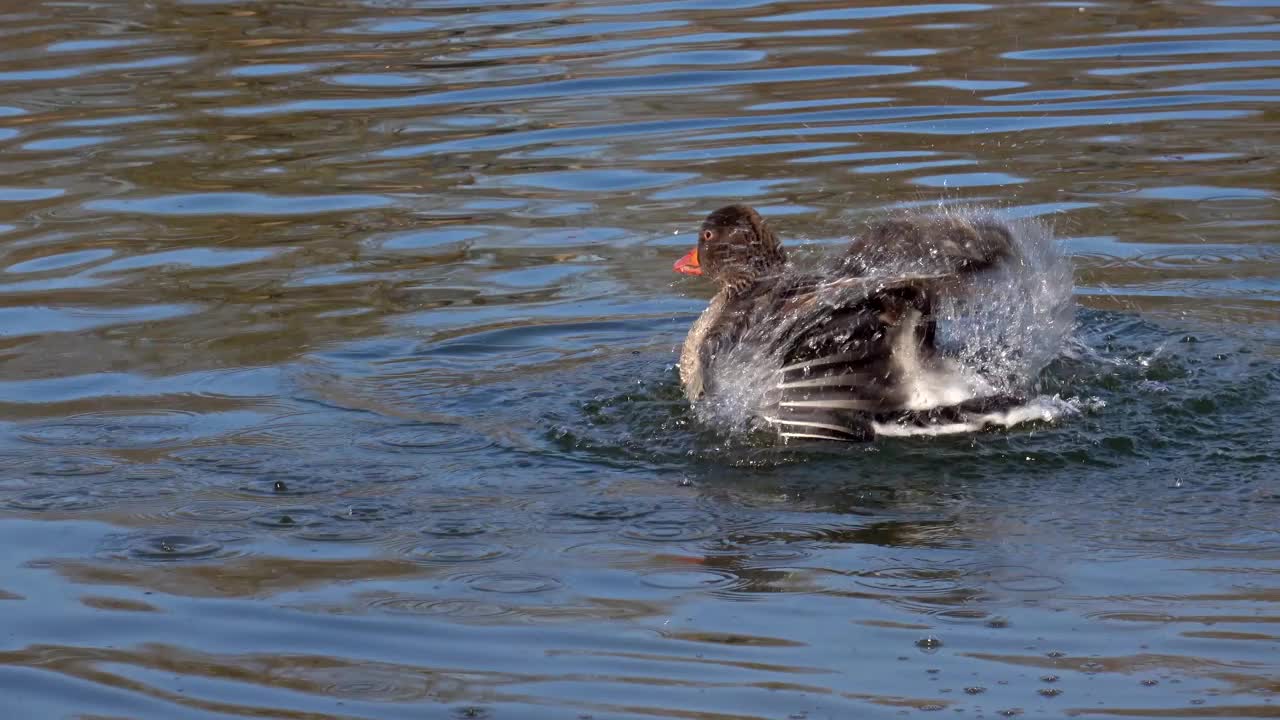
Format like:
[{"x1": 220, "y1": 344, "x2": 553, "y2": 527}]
[{"x1": 758, "y1": 275, "x2": 941, "y2": 441}]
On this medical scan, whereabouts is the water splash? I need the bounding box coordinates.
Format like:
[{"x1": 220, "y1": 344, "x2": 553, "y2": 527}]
[
  {"x1": 692, "y1": 205, "x2": 1076, "y2": 439},
  {"x1": 933, "y1": 206, "x2": 1076, "y2": 392}
]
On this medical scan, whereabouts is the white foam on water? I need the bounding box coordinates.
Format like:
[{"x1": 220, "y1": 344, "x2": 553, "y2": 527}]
[{"x1": 871, "y1": 394, "x2": 1080, "y2": 437}]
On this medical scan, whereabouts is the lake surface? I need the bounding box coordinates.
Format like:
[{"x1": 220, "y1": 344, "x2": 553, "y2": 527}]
[{"x1": 0, "y1": 0, "x2": 1277, "y2": 718}]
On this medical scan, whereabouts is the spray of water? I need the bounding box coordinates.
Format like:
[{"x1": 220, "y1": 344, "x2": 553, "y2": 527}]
[{"x1": 692, "y1": 205, "x2": 1077, "y2": 439}]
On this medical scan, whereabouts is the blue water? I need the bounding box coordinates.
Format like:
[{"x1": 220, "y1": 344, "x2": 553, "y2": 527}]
[{"x1": 0, "y1": 0, "x2": 1277, "y2": 718}]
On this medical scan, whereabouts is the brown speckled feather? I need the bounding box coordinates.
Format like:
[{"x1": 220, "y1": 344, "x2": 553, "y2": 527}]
[{"x1": 676, "y1": 204, "x2": 1021, "y2": 441}]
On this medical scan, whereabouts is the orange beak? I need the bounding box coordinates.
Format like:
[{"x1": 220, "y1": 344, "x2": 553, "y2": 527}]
[{"x1": 673, "y1": 248, "x2": 702, "y2": 275}]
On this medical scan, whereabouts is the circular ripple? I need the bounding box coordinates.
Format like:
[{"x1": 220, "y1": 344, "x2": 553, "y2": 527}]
[
  {"x1": 31, "y1": 455, "x2": 118, "y2": 477},
  {"x1": 358, "y1": 424, "x2": 493, "y2": 455},
  {"x1": 331, "y1": 500, "x2": 413, "y2": 523},
  {"x1": 92, "y1": 464, "x2": 183, "y2": 501},
  {"x1": 111, "y1": 465, "x2": 181, "y2": 482},
  {"x1": 639, "y1": 568, "x2": 740, "y2": 590},
  {"x1": 1066, "y1": 181, "x2": 1139, "y2": 197},
  {"x1": 420, "y1": 516, "x2": 502, "y2": 537},
  {"x1": 358, "y1": 464, "x2": 420, "y2": 484},
  {"x1": 119, "y1": 534, "x2": 226, "y2": 562},
  {"x1": 1198, "y1": 194, "x2": 1279, "y2": 216},
  {"x1": 367, "y1": 596, "x2": 510, "y2": 619},
  {"x1": 296, "y1": 524, "x2": 382, "y2": 543},
  {"x1": 317, "y1": 674, "x2": 430, "y2": 703},
  {"x1": 6, "y1": 488, "x2": 103, "y2": 512},
  {"x1": 91, "y1": 478, "x2": 181, "y2": 501},
  {"x1": 170, "y1": 447, "x2": 294, "y2": 475},
  {"x1": 231, "y1": 422, "x2": 353, "y2": 448},
  {"x1": 1188, "y1": 533, "x2": 1280, "y2": 554},
  {"x1": 559, "y1": 540, "x2": 649, "y2": 564},
  {"x1": 250, "y1": 507, "x2": 328, "y2": 530},
  {"x1": 855, "y1": 567, "x2": 963, "y2": 593},
  {"x1": 620, "y1": 510, "x2": 718, "y2": 542},
  {"x1": 543, "y1": 517, "x2": 621, "y2": 535},
  {"x1": 170, "y1": 501, "x2": 262, "y2": 522},
  {"x1": 464, "y1": 572, "x2": 561, "y2": 594},
  {"x1": 403, "y1": 541, "x2": 511, "y2": 564},
  {"x1": 19, "y1": 411, "x2": 195, "y2": 449},
  {"x1": 416, "y1": 496, "x2": 502, "y2": 513},
  {"x1": 557, "y1": 499, "x2": 658, "y2": 521},
  {"x1": 741, "y1": 545, "x2": 813, "y2": 564},
  {"x1": 994, "y1": 575, "x2": 1066, "y2": 592},
  {"x1": 974, "y1": 566, "x2": 1066, "y2": 593}
]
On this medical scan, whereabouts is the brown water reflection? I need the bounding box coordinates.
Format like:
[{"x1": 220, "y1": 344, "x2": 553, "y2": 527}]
[{"x1": 1, "y1": 0, "x2": 1279, "y2": 718}]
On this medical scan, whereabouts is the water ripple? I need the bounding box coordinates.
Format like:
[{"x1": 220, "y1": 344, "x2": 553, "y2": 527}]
[
  {"x1": 0, "y1": 0, "x2": 1277, "y2": 718},
  {"x1": 19, "y1": 410, "x2": 196, "y2": 449},
  {"x1": 217, "y1": 64, "x2": 919, "y2": 116}
]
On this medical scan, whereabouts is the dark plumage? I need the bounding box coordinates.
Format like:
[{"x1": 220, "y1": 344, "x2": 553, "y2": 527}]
[
  {"x1": 844, "y1": 215, "x2": 1014, "y2": 277},
  {"x1": 674, "y1": 204, "x2": 1020, "y2": 441}
]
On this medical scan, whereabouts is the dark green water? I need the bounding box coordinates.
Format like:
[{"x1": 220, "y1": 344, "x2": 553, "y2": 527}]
[{"x1": 0, "y1": 1, "x2": 1277, "y2": 718}]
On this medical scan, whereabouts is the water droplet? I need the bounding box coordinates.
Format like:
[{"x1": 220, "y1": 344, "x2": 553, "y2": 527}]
[
  {"x1": 251, "y1": 507, "x2": 326, "y2": 530},
  {"x1": 333, "y1": 500, "x2": 411, "y2": 523},
  {"x1": 916, "y1": 636, "x2": 944, "y2": 652},
  {"x1": 1034, "y1": 681, "x2": 1064, "y2": 696},
  {"x1": 124, "y1": 534, "x2": 225, "y2": 561},
  {"x1": 241, "y1": 473, "x2": 338, "y2": 496}
]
